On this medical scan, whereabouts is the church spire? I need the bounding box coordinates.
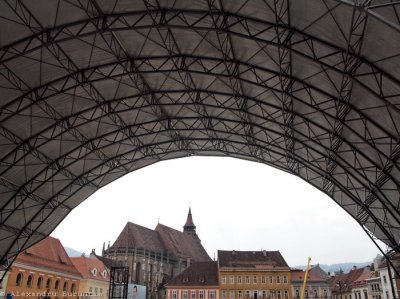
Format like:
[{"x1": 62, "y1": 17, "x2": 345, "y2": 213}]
[{"x1": 183, "y1": 207, "x2": 196, "y2": 234}]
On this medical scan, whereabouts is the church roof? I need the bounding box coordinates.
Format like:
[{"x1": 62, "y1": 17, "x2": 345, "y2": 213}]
[
  {"x1": 112, "y1": 222, "x2": 166, "y2": 253},
  {"x1": 15, "y1": 236, "x2": 81, "y2": 277},
  {"x1": 218, "y1": 250, "x2": 289, "y2": 269},
  {"x1": 155, "y1": 224, "x2": 210, "y2": 261},
  {"x1": 166, "y1": 261, "x2": 218, "y2": 287},
  {"x1": 109, "y1": 221, "x2": 211, "y2": 262}
]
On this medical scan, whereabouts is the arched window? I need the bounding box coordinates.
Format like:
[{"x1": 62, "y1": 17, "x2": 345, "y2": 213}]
[
  {"x1": 46, "y1": 278, "x2": 52, "y2": 289},
  {"x1": 37, "y1": 276, "x2": 43, "y2": 289},
  {"x1": 70, "y1": 283, "x2": 76, "y2": 293},
  {"x1": 26, "y1": 275, "x2": 33, "y2": 288},
  {"x1": 16, "y1": 273, "x2": 23, "y2": 286},
  {"x1": 55, "y1": 279, "x2": 59, "y2": 290},
  {"x1": 63, "y1": 282, "x2": 68, "y2": 292}
]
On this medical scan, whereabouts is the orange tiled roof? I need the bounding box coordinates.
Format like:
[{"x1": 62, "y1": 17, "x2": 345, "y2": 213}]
[
  {"x1": 70, "y1": 257, "x2": 109, "y2": 282},
  {"x1": 15, "y1": 236, "x2": 81, "y2": 277}
]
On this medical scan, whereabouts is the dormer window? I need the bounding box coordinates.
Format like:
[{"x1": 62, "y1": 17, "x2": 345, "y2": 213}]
[
  {"x1": 183, "y1": 277, "x2": 189, "y2": 283},
  {"x1": 102, "y1": 270, "x2": 107, "y2": 279},
  {"x1": 92, "y1": 268, "x2": 97, "y2": 276}
]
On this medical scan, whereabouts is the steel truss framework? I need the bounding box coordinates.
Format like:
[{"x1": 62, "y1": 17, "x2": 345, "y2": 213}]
[{"x1": 0, "y1": 0, "x2": 400, "y2": 271}]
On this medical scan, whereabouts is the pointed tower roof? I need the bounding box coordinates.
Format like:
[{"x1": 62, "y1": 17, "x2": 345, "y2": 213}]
[{"x1": 183, "y1": 207, "x2": 196, "y2": 233}]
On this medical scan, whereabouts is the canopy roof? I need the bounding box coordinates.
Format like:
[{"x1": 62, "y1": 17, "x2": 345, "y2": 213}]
[{"x1": 1, "y1": 0, "x2": 400, "y2": 269}]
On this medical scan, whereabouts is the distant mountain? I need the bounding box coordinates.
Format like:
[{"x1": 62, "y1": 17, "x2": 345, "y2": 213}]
[
  {"x1": 64, "y1": 246, "x2": 85, "y2": 257},
  {"x1": 293, "y1": 262, "x2": 371, "y2": 274}
]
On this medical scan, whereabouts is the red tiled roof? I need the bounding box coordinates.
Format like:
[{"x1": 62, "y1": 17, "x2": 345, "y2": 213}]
[
  {"x1": 15, "y1": 236, "x2": 81, "y2": 277},
  {"x1": 155, "y1": 224, "x2": 211, "y2": 262},
  {"x1": 167, "y1": 262, "x2": 218, "y2": 287},
  {"x1": 329, "y1": 268, "x2": 367, "y2": 293},
  {"x1": 218, "y1": 250, "x2": 289, "y2": 268},
  {"x1": 70, "y1": 257, "x2": 109, "y2": 282}
]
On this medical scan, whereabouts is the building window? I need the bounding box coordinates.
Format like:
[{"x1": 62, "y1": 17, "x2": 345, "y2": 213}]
[
  {"x1": 37, "y1": 276, "x2": 43, "y2": 289},
  {"x1": 246, "y1": 290, "x2": 251, "y2": 299},
  {"x1": 100, "y1": 288, "x2": 103, "y2": 295},
  {"x1": 276, "y1": 276, "x2": 281, "y2": 284},
  {"x1": 386, "y1": 291, "x2": 389, "y2": 299},
  {"x1": 222, "y1": 290, "x2": 227, "y2": 299},
  {"x1": 254, "y1": 291, "x2": 258, "y2": 299},
  {"x1": 284, "y1": 291, "x2": 288, "y2": 299},
  {"x1": 283, "y1": 276, "x2": 288, "y2": 284},
  {"x1": 89, "y1": 287, "x2": 93, "y2": 294},
  {"x1": 270, "y1": 291, "x2": 274, "y2": 299},
  {"x1": 16, "y1": 273, "x2": 23, "y2": 286},
  {"x1": 183, "y1": 290, "x2": 188, "y2": 299},
  {"x1": 383, "y1": 276, "x2": 387, "y2": 284},
  {"x1": 246, "y1": 276, "x2": 250, "y2": 284},
  {"x1": 277, "y1": 290, "x2": 281, "y2": 299},
  {"x1": 26, "y1": 275, "x2": 33, "y2": 288},
  {"x1": 222, "y1": 276, "x2": 227, "y2": 285},
  {"x1": 210, "y1": 291, "x2": 215, "y2": 299},
  {"x1": 262, "y1": 291, "x2": 267, "y2": 299},
  {"x1": 238, "y1": 276, "x2": 243, "y2": 284},
  {"x1": 46, "y1": 278, "x2": 51, "y2": 289},
  {"x1": 254, "y1": 276, "x2": 258, "y2": 284},
  {"x1": 63, "y1": 282, "x2": 68, "y2": 292},
  {"x1": 238, "y1": 291, "x2": 242, "y2": 299},
  {"x1": 54, "y1": 279, "x2": 59, "y2": 290},
  {"x1": 324, "y1": 290, "x2": 328, "y2": 298},
  {"x1": 296, "y1": 290, "x2": 300, "y2": 298},
  {"x1": 192, "y1": 290, "x2": 196, "y2": 299},
  {"x1": 230, "y1": 291, "x2": 235, "y2": 299},
  {"x1": 230, "y1": 276, "x2": 235, "y2": 284},
  {"x1": 200, "y1": 290, "x2": 204, "y2": 299},
  {"x1": 305, "y1": 290, "x2": 308, "y2": 298},
  {"x1": 71, "y1": 283, "x2": 76, "y2": 293},
  {"x1": 262, "y1": 276, "x2": 266, "y2": 284},
  {"x1": 314, "y1": 290, "x2": 318, "y2": 298},
  {"x1": 269, "y1": 276, "x2": 273, "y2": 284},
  {"x1": 172, "y1": 291, "x2": 177, "y2": 299}
]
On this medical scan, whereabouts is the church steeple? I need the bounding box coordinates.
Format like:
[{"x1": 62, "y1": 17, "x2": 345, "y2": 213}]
[{"x1": 183, "y1": 207, "x2": 196, "y2": 234}]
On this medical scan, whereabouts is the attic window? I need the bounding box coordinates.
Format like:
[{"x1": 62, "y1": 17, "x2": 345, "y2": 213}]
[
  {"x1": 183, "y1": 277, "x2": 189, "y2": 283},
  {"x1": 102, "y1": 271, "x2": 107, "y2": 279},
  {"x1": 199, "y1": 277, "x2": 205, "y2": 283},
  {"x1": 92, "y1": 268, "x2": 97, "y2": 276}
]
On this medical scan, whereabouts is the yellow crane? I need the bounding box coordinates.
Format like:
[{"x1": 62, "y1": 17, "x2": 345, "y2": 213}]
[{"x1": 300, "y1": 257, "x2": 312, "y2": 299}]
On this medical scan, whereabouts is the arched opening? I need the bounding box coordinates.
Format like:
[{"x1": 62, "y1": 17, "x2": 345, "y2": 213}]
[{"x1": 0, "y1": 0, "x2": 399, "y2": 280}]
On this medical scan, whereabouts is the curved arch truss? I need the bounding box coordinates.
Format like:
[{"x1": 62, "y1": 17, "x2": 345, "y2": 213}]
[{"x1": 1, "y1": 0, "x2": 400, "y2": 266}]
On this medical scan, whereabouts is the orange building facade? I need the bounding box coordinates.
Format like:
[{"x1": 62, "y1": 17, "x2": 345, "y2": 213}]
[
  {"x1": 218, "y1": 251, "x2": 292, "y2": 299},
  {"x1": 5, "y1": 237, "x2": 81, "y2": 299}
]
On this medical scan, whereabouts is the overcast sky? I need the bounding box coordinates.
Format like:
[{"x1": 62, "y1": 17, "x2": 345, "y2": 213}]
[{"x1": 51, "y1": 156, "x2": 384, "y2": 266}]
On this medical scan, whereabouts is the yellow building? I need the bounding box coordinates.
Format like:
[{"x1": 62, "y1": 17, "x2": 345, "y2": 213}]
[
  {"x1": 70, "y1": 256, "x2": 109, "y2": 299},
  {"x1": 218, "y1": 251, "x2": 291, "y2": 299}
]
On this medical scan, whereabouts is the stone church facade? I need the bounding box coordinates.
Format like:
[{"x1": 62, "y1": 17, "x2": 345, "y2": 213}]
[{"x1": 102, "y1": 209, "x2": 211, "y2": 299}]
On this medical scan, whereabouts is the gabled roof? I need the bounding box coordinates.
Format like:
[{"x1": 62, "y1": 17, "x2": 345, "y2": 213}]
[
  {"x1": 111, "y1": 222, "x2": 166, "y2": 253},
  {"x1": 218, "y1": 250, "x2": 289, "y2": 269},
  {"x1": 70, "y1": 257, "x2": 109, "y2": 282},
  {"x1": 15, "y1": 236, "x2": 81, "y2": 277},
  {"x1": 329, "y1": 268, "x2": 367, "y2": 293},
  {"x1": 155, "y1": 224, "x2": 211, "y2": 262},
  {"x1": 166, "y1": 261, "x2": 218, "y2": 287},
  {"x1": 108, "y1": 221, "x2": 211, "y2": 262},
  {"x1": 309, "y1": 264, "x2": 330, "y2": 280}
]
